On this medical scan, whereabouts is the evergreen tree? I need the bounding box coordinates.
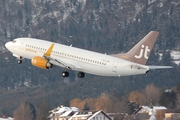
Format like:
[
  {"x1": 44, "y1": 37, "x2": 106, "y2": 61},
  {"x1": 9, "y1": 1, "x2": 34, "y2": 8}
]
[{"x1": 159, "y1": 90, "x2": 177, "y2": 109}]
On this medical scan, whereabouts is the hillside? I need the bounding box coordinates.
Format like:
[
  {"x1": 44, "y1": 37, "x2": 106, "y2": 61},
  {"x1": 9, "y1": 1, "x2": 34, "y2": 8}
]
[{"x1": 0, "y1": 0, "x2": 180, "y2": 116}]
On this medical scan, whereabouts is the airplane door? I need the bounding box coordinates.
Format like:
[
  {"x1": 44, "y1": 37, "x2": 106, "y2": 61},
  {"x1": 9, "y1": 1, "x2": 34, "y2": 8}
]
[{"x1": 112, "y1": 62, "x2": 118, "y2": 72}]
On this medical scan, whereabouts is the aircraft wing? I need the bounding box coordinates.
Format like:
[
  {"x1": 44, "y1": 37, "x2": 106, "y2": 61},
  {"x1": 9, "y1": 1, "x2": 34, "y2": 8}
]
[
  {"x1": 43, "y1": 43, "x2": 82, "y2": 71},
  {"x1": 147, "y1": 65, "x2": 173, "y2": 69},
  {"x1": 48, "y1": 58, "x2": 82, "y2": 71}
]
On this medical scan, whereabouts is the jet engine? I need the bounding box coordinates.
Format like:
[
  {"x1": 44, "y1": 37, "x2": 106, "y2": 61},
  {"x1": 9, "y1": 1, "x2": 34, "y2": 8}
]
[{"x1": 31, "y1": 56, "x2": 52, "y2": 69}]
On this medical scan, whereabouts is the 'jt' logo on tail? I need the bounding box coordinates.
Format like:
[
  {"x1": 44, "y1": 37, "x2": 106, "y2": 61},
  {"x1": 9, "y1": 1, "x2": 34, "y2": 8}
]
[{"x1": 135, "y1": 45, "x2": 150, "y2": 59}]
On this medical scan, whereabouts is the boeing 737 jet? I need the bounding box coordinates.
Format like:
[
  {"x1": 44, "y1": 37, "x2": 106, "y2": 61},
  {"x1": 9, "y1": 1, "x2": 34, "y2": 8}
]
[{"x1": 5, "y1": 31, "x2": 172, "y2": 78}]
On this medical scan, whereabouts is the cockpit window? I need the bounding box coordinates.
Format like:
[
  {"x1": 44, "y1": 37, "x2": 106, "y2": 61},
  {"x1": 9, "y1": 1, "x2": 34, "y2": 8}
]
[{"x1": 12, "y1": 40, "x2": 16, "y2": 43}]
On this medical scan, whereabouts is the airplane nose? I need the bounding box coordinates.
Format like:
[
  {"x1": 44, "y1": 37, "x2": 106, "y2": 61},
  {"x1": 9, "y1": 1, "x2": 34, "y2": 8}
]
[
  {"x1": 5, "y1": 42, "x2": 10, "y2": 49},
  {"x1": 5, "y1": 42, "x2": 12, "y2": 50}
]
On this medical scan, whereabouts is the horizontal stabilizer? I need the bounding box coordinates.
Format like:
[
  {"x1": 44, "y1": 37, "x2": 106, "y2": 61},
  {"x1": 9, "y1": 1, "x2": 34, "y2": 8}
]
[{"x1": 148, "y1": 66, "x2": 173, "y2": 69}]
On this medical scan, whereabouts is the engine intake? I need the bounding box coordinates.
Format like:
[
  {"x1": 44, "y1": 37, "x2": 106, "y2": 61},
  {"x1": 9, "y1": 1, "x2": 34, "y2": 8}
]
[{"x1": 31, "y1": 56, "x2": 52, "y2": 69}]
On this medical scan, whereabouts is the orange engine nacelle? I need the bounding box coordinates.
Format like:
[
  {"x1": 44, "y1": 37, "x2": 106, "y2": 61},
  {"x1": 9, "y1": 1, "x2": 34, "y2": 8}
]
[{"x1": 31, "y1": 56, "x2": 52, "y2": 69}]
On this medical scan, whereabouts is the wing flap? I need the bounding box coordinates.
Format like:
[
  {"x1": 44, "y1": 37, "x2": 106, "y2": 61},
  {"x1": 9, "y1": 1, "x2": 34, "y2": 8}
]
[{"x1": 49, "y1": 59, "x2": 82, "y2": 71}]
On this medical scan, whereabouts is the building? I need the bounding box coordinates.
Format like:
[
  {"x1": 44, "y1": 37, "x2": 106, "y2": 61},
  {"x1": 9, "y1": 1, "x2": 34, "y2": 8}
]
[
  {"x1": 47, "y1": 106, "x2": 78, "y2": 120},
  {"x1": 48, "y1": 106, "x2": 112, "y2": 120},
  {"x1": 136, "y1": 106, "x2": 167, "y2": 115},
  {"x1": 165, "y1": 113, "x2": 180, "y2": 120},
  {"x1": 134, "y1": 106, "x2": 167, "y2": 120},
  {"x1": 69, "y1": 110, "x2": 112, "y2": 120},
  {"x1": 0, "y1": 117, "x2": 13, "y2": 120}
]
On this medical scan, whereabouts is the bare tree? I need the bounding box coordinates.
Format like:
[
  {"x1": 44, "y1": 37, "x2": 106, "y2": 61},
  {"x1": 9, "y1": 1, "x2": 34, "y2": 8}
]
[
  {"x1": 36, "y1": 100, "x2": 50, "y2": 120},
  {"x1": 70, "y1": 98, "x2": 85, "y2": 111},
  {"x1": 144, "y1": 84, "x2": 160, "y2": 105},
  {"x1": 128, "y1": 90, "x2": 147, "y2": 105},
  {"x1": 13, "y1": 102, "x2": 36, "y2": 120},
  {"x1": 95, "y1": 93, "x2": 113, "y2": 112},
  {"x1": 84, "y1": 98, "x2": 96, "y2": 110}
]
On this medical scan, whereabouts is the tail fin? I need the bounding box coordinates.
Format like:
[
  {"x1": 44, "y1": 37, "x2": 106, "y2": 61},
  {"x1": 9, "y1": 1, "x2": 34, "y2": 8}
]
[{"x1": 111, "y1": 31, "x2": 159, "y2": 65}]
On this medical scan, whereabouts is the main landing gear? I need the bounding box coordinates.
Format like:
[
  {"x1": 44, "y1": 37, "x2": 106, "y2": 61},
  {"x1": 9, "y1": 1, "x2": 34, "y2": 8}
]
[
  {"x1": 17, "y1": 56, "x2": 22, "y2": 64},
  {"x1": 61, "y1": 71, "x2": 85, "y2": 78},
  {"x1": 78, "y1": 72, "x2": 85, "y2": 78},
  {"x1": 17, "y1": 60, "x2": 22, "y2": 64}
]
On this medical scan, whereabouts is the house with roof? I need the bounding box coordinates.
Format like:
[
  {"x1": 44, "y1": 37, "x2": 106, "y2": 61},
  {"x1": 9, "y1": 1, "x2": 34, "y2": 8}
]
[
  {"x1": 69, "y1": 110, "x2": 112, "y2": 120},
  {"x1": 134, "y1": 106, "x2": 167, "y2": 120},
  {"x1": 48, "y1": 105, "x2": 112, "y2": 120},
  {"x1": 47, "y1": 106, "x2": 78, "y2": 120},
  {"x1": 0, "y1": 117, "x2": 13, "y2": 120},
  {"x1": 165, "y1": 113, "x2": 180, "y2": 120},
  {"x1": 135, "y1": 106, "x2": 167, "y2": 115}
]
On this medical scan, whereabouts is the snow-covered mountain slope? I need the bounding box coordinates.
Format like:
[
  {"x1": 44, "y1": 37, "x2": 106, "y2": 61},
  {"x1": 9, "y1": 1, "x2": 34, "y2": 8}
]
[{"x1": 0, "y1": 0, "x2": 180, "y2": 49}]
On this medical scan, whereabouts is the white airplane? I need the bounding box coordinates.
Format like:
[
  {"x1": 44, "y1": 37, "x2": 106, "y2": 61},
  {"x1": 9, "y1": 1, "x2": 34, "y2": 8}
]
[{"x1": 5, "y1": 31, "x2": 172, "y2": 78}]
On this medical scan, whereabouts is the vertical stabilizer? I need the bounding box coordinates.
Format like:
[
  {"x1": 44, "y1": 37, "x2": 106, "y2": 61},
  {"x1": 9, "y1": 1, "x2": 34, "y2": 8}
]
[{"x1": 111, "y1": 31, "x2": 159, "y2": 65}]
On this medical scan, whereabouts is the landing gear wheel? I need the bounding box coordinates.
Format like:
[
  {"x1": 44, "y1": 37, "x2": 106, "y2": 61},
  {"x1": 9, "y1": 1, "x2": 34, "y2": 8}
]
[
  {"x1": 62, "y1": 71, "x2": 69, "y2": 77},
  {"x1": 17, "y1": 56, "x2": 22, "y2": 64},
  {"x1": 78, "y1": 72, "x2": 85, "y2": 78},
  {"x1": 17, "y1": 60, "x2": 22, "y2": 64}
]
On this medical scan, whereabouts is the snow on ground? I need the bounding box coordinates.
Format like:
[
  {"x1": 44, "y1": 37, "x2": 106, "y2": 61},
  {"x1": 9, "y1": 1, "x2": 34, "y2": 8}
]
[
  {"x1": 171, "y1": 50, "x2": 180, "y2": 60},
  {"x1": 148, "y1": 0, "x2": 156, "y2": 5},
  {"x1": 158, "y1": 50, "x2": 180, "y2": 65},
  {"x1": 170, "y1": 50, "x2": 180, "y2": 65},
  {"x1": 138, "y1": 106, "x2": 167, "y2": 115},
  {"x1": 0, "y1": 117, "x2": 13, "y2": 120}
]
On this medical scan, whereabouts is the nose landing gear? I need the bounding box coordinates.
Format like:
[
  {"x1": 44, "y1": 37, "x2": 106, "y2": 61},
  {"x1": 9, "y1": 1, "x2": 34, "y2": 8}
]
[{"x1": 62, "y1": 71, "x2": 69, "y2": 77}]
